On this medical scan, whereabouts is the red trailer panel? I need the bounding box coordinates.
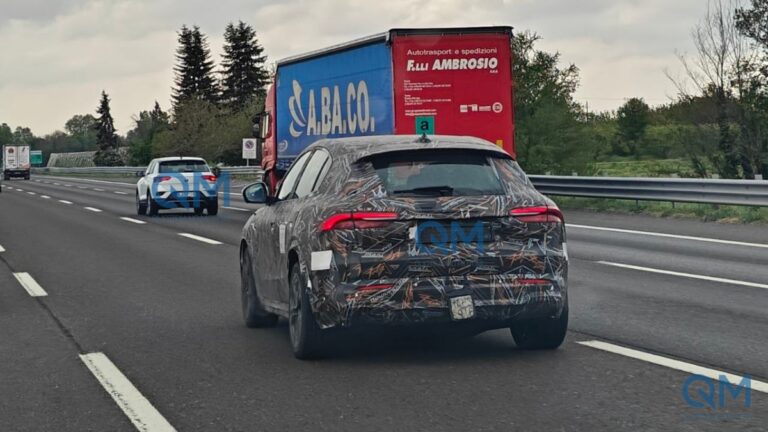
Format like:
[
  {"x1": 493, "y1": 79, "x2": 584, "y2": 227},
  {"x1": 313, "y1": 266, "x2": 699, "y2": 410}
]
[{"x1": 391, "y1": 33, "x2": 515, "y2": 157}]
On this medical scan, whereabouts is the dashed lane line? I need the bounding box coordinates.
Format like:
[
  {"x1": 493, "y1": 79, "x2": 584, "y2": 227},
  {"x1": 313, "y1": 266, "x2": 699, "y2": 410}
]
[
  {"x1": 13, "y1": 272, "x2": 48, "y2": 297},
  {"x1": 79, "y1": 353, "x2": 176, "y2": 432},
  {"x1": 178, "y1": 233, "x2": 223, "y2": 245},
  {"x1": 84, "y1": 207, "x2": 103, "y2": 213},
  {"x1": 120, "y1": 217, "x2": 147, "y2": 225}
]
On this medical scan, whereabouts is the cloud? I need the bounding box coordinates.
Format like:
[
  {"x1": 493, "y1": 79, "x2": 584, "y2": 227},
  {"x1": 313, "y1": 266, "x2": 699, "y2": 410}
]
[{"x1": 0, "y1": 0, "x2": 704, "y2": 134}]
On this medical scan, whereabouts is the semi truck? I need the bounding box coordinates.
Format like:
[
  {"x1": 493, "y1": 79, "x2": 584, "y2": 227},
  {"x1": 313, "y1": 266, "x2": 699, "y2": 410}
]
[
  {"x1": 3, "y1": 145, "x2": 31, "y2": 180},
  {"x1": 254, "y1": 26, "x2": 515, "y2": 191}
]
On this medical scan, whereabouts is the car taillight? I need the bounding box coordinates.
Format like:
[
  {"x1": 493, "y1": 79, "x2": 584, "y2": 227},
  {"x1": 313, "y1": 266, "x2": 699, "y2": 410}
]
[
  {"x1": 154, "y1": 176, "x2": 172, "y2": 183},
  {"x1": 320, "y1": 212, "x2": 398, "y2": 232},
  {"x1": 510, "y1": 205, "x2": 564, "y2": 223},
  {"x1": 202, "y1": 174, "x2": 217, "y2": 182},
  {"x1": 357, "y1": 283, "x2": 394, "y2": 292}
]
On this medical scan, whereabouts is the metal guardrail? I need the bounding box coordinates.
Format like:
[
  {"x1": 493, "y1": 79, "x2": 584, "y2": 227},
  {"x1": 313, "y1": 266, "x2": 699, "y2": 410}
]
[
  {"x1": 529, "y1": 175, "x2": 768, "y2": 207},
  {"x1": 29, "y1": 166, "x2": 768, "y2": 207},
  {"x1": 33, "y1": 166, "x2": 264, "y2": 176}
]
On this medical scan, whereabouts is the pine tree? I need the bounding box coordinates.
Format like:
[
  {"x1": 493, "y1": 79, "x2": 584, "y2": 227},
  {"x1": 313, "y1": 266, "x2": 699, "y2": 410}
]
[
  {"x1": 93, "y1": 91, "x2": 123, "y2": 166},
  {"x1": 173, "y1": 25, "x2": 219, "y2": 107},
  {"x1": 220, "y1": 21, "x2": 269, "y2": 108}
]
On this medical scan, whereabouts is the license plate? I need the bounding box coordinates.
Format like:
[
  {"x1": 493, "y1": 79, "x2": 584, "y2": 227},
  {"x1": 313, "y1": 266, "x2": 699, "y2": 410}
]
[{"x1": 450, "y1": 295, "x2": 475, "y2": 320}]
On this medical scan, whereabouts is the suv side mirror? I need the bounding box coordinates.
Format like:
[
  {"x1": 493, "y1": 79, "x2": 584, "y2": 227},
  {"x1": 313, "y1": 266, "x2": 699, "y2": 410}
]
[
  {"x1": 243, "y1": 182, "x2": 270, "y2": 204},
  {"x1": 136, "y1": 170, "x2": 145, "y2": 177}
]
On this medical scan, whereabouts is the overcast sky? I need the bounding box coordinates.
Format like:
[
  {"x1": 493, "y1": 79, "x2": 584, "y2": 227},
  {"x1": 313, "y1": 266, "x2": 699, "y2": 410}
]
[{"x1": 0, "y1": 0, "x2": 706, "y2": 135}]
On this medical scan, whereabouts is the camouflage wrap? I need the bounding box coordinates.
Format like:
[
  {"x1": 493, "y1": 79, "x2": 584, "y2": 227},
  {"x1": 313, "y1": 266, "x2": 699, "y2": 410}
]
[{"x1": 243, "y1": 135, "x2": 567, "y2": 329}]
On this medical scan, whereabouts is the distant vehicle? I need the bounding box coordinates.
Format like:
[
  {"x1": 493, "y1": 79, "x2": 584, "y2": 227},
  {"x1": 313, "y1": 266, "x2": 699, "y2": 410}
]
[
  {"x1": 253, "y1": 26, "x2": 515, "y2": 193},
  {"x1": 3, "y1": 145, "x2": 31, "y2": 180},
  {"x1": 239, "y1": 135, "x2": 568, "y2": 359},
  {"x1": 135, "y1": 157, "x2": 219, "y2": 216}
]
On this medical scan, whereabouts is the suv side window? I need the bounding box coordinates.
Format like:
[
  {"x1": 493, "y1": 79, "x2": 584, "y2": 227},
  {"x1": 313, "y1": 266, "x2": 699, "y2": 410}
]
[
  {"x1": 294, "y1": 149, "x2": 330, "y2": 199},
  {"x1": 146, "y1": 161, "x2": 155, "y2": 175},
  {"x1": 277, "y1": 151, "x2": 313, "y2": 200}
]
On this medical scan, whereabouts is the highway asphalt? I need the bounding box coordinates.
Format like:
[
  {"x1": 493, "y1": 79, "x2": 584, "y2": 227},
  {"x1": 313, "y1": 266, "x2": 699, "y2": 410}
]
[{"x1": 1, "y1": 175, "x2": 767, "y2": 431}]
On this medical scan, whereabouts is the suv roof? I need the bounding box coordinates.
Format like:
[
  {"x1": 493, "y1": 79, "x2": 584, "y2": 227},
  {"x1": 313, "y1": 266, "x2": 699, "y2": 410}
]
[
  {"x1": 152, "y1": 156, "x2": 207, "y2": 163},
  {"x1": 305, "y1": 135, "x2": 510, "y2": 161}
]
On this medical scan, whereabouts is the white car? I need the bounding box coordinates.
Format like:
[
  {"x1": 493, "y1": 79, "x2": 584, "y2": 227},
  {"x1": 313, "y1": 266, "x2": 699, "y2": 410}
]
[{"x1": 136, "y1": 157, "x2": 219, "y2": 216}]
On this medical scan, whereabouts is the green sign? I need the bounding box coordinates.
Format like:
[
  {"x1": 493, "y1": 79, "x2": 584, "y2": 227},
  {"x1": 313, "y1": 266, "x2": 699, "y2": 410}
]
[
  {"x1": 30, "y1": 150, "x2": 43, "y2": 165},
  {"x1": 415, "y1": 116, "x2": 435, "y2": 135}
]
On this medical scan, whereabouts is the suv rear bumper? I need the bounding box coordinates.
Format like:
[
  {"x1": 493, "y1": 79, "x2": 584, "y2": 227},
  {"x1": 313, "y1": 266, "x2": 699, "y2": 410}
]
[
  {"x1": 153, "y1": 192, "x2": 217, "y2": 209},
  {"x1": 311, "y1": 274, "x2": 567, "y2": 329}
]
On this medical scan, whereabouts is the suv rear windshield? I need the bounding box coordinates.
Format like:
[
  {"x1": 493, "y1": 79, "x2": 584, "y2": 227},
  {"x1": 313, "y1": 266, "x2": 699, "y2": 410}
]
[
  {"x1": 159, "y1": 160, "x2": 209, "y2": 173},
  {"x1": 369, "y1": 150, "x2": 506, "y2": 197}
]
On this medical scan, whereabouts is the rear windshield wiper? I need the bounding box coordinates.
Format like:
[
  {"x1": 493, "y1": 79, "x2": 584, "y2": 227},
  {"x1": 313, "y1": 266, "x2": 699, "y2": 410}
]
[{"x1": 392, "y1": 186, "x2": 455, "y2": 196}]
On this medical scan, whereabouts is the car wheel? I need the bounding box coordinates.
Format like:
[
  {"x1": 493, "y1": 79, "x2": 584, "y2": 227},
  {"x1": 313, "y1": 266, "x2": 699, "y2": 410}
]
[
  {"x1": 136, "y1": 192, "x2": 147, "y2": 215},
  {"x1": 147, "y1": 190, "x2": 159, "y2": 216},
  {"x1": 207, "y1": 199, "x2": 218, "y2": 216},
  {"x1": 288, "y1": 261, "x2": 323, "y2": 359},
  {"x1": 194, "y1": 206, "x2": 205, "y2": 216},
  {"x1": 511, "y1": 303, "x2": 568, "y2": 350},
  {"x1": 240, "y1": 248, "x2": 278, "y2": 328}
]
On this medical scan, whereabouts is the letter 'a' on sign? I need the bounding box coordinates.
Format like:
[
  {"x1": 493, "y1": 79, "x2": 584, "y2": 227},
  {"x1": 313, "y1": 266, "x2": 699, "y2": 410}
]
[{"x1": 415, "y1": 116, "x2": 435, "y2": 135}]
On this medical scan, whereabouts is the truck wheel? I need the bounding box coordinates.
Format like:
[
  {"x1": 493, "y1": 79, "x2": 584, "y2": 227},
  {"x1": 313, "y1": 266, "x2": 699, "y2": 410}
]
[
  {"x1": 241, "y1": 248, "x2": 278, "y2": 328},
  {"x1": 147, "y1": 191, "x2": 159, "y2": 216},
  {"x1": 207, "y1": 199, "x2": 218, "y2": 216},
  {"x1": 136, "y1": 192, "x2": 147, "y2": 215},
  {"x1": 511, "y1": 303, "x2": 568, "y2": 350},
  {"x1": 289, "y1": 261, "x2": 324, "y2": 359},
  {"x1": 24, "y1": 174, "x2": 30, "y2": 180}
]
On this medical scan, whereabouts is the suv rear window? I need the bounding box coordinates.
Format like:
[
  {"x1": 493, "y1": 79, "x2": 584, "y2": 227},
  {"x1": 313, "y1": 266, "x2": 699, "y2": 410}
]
[
  {"x1": 159, "y1": 160, "x2": 209, "y2": 173},
  {"x1": 369, "y1": 150, "x2": 506, "y2": 197}
]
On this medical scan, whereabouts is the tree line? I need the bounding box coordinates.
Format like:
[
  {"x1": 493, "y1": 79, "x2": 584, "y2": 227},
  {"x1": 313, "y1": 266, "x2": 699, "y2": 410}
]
[
  {"x1": 1, "y1": 21, "x2": 269, "y2": 167},
  {"x1": 2, "y1": 2, "x2": 766, "y2": 178}
]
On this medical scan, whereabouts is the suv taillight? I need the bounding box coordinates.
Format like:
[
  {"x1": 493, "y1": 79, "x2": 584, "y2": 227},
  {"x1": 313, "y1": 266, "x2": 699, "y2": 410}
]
[
  {"x1": 154, "y1": 176, "x2": 172, "y2": 183},
  {"x1": 202, "y1": 174, "x2": 217, "y2": 182},
  {"x1": 320, "y1": 212, "x2": 398, "y2": 232},
  {"x1": 510, "y1": 206, "x2": 564, "y2": 223}
]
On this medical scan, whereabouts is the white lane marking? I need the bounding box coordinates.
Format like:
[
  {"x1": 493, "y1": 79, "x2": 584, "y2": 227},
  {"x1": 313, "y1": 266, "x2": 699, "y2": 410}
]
[
  {"x1": 223, "y1": 206, "x2": 249, "y2": 212},
  {"x1": 39, "y1": 176, "x2": 134, "y2": 187},
  {"x1": 114, "y1": 191, "x2": 128, "y2": 195},
  {"x1": 578, "y1": 340, "x2": 768, "y2": 394},
  {"x1": 568, "y1": 223, "x2": 768, "y2": 249},
  {"x1": 84, "y1": 207, "x2": 103, "y2": 213},
  {"x1": 53, "y1": 182, "x2": 61, "y2": 186},
  {"x1": 93, "y1": 188, "x2": 105, "y2": 192},
  {"x1": 178, "y1": 233, "x2": 222, "y2": 245},
  {"x1": 27, "y1": 191, "x2": 36, "y2": 195},
  {"x1": 64, "y1": 184, "x2": 73, "y2": 187},
  {"x1": 78, "y1": 186, "x2": 88, "y2": 189},
  {"x1": 40, "y1": 195, "x2": 51, "y2": 199},
  {"x1": 16, "y1": 188, "x2": 24, "y2": 192},
  {"x1": 79, "y1": 352, "x2": 177, "y2": 432},
  {"x1": 13, "y1": 272, "x2": 48, "y2": 297},
  {"x1": 0, "y1": 244, "x2": 5, "y2": 252},
  {"x1": 120, "y1": 217, "x2": 147, "y2": 225},
  {"x1": 598, "y1": 261, "x2": 768, "y2": 290},
  {"x1": 59, "y1": 200, "x2": 73, "y2": 205}
]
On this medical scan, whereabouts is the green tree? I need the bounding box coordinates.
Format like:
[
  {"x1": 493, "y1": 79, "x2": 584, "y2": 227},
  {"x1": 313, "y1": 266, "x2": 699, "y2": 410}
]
[
  {"x1": 0, "y1": 123, "x2": 13, "y2": 146},
  {"x1": 220, "y1": 21, "x2": 270, "y2": 108},
  {"x1": 12, "y1": 126, "x2": 35, "y2": 145},
  {"x1": 93, "y1": 91, "x2": 123, "y2": 166},
  {"x1": 64, "y1": 114, "x2": 98, "y2": 151},
  {"x1": 616, "y1": 97, "x2": 650, "y2": 155},
  {"x1": 512, "y1": 31, "x2": 592, "y2": 174},
  {"x1": 173, "y1": 25, "x2": 219, "y2": 107},
  {"x1": 126, "y1": 102, "x2": 170, "y2": 165}
]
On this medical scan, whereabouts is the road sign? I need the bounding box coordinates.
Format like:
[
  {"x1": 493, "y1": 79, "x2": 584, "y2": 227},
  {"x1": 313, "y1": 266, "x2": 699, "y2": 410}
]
[
  {"x1": 30, "y1": 150, "x2": 43, "y2": 166},
  {"x1": 242, "y1": 139, "x2": 257, "y2": 160},
  {"x1": 415, "y1": 116, "x2": 435, "y2": 135}
]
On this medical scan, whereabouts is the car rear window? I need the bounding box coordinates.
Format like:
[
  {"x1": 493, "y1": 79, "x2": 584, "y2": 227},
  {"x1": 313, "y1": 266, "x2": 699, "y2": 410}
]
[
  {"x1": 159, "y1": 160, "x2": 209, "y2": 173},
  {"x1": 368, "y1": 150, "x2": 506, "y2": 197}
]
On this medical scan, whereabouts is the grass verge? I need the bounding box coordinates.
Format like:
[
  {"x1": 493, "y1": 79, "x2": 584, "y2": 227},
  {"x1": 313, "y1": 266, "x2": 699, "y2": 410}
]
[{"x1": 554, "y1": 196, "x2": 768, "y2": 224}]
